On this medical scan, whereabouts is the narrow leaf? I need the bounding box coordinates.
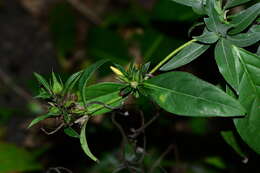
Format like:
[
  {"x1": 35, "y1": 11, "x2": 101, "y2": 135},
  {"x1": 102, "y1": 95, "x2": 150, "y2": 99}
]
[
  {"x1": 221, "y1": 131, "x2": 246, "y2": 158},
  {"x1": 143, "y1": 71, "x2": 245, "y2": 117},
  {"x1": 80, "y1": 121, "x2": 98, "y2": 162},
  {"x1": 227, "y1": 31, "x2": 260, "y2": 47},
  {"x1": 229, "y1": 3, "x2": 260, "y2": 34},
  {"x1": 64, "y1": 127, "x2": 80, "y2": 138},
  {"x1": 78, "y1": 60, "x2": 108, "y2": 105},
  {"x1": 33, "y1": 73, "x2": 52, "y2": 94},
  {"x1": 62, "y1": 71, "x2": 82, "y2": 95},
  {"x1": 214, "y1": 39, "x2": 239, "y2": 92},
  {"x1": 232, "y1": 46, "x2": 260, "y2": 154},
  {"x1": 224, "y1": 0, "x2": 251, "y2": 9},
  {"x1": 28, "y1": 113, "x2": 56, "y2": 128},
  {"x1": 160, "y1": 42, "x2": 209, "y2": 71}
]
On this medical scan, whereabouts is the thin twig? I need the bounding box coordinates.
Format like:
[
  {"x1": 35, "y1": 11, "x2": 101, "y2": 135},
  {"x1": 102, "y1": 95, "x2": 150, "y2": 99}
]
[
  {"x1": 66, "y1": 0, "x2": 102, "y2": 25},
  {"x1": 150, "y1": 145, "x2": 174, "y2": 173},
  {"x1": 129, "y1": 112, "x2": 160, "y2": 138},
  {"x1": 85, "y1": 101, "x2": 122, "y2": 110},
  {"x1": 111, "y1": 113, "x2": 129, "y2": 162},
  {"x1": 41, "y1": 123, "x2": 65, "y2": 135},
  {"x1": 47, "y1": 167, "x2": 73, "y2": 173},
  {"x1": 0, "y1": 68, "x2": 37, "y2": 103}
]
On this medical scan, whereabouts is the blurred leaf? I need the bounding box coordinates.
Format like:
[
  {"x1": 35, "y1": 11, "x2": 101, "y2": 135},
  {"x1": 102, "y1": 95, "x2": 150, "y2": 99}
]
[
  {"x1": 153, "y1": 0, "x2": 198, "y2": 22},
  {"x1": 224, "y1": 0, "x2": 251, "y2": 9},
  {"x1": 221, "y1": 131, "x2": 246, "y2": 157},
  {"x1": 0, "y1": 107, "x2": 14, "y2": 124},
  {"x1": 214, "y1": 39, "x2": 239, "y2": 92},
  {"x1": 139, "y1": 29, "x2": 184, "y2": 66},
  {"x1": 232, "y1": 46, "x2": 260, "y2": 154},
  {"x1": 204, "y1": 156, "x2": 226, "y2": 169},
  {"x1": 80, "y1": 121, "x2": 98, "y2": 162},
  {"x1": 143, "y1": 71, "x2": 246, "y2": 117},
  {"x1": 49, "y1": 3, "x2": 76, "y2": 56},
  {"x1": 87, "y1": 27, "x2": 130, "y2": 64},
  {"x1": 78, "y1": 60, "x2": 108, "y2": 105},
  {"x1": 160, "y1": 42, "x2": 209, "y2": 71},
  {"x1": 0, "y1": 142, "x2": 42, "y2": 173},
  {"x1": 229, "y1": 2, "x2": 260, "y2": 34},
  {"x1": 189, "y1": 118, "x2": 208, "y2": 135}
]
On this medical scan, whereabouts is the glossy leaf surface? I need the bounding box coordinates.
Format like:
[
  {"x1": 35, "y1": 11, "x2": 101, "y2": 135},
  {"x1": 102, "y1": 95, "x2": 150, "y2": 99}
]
[
  {"x1": 227, "y1": 30, "x2": 260, "y2": 47},
  {"x1": 143, "y1": 71, "x2": 245, "y2": 117},
  {"x1": 229, "y1": 3, "x2": 260, "y2": 34},
  {"x1": 224, "y1": 0, "x2": 251, "y2": 9},
  {"x1": 214, "y1": 39, "x2": 239, "y2": 92},
  {"x1": 193, "y1": 29, "x2": 219, "y2": 44},
  {"x1": 232, "y1": 46, "x2": 260, "y2": 154},
  {"x1": 160, "y1": 42, "x2": 209, "y2": 71}
]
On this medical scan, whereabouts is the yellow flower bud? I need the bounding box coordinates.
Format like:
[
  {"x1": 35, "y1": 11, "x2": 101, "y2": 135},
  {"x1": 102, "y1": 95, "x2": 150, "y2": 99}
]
[{"x1": 110, "y1": 66, "x2": 124, "y2": 76}]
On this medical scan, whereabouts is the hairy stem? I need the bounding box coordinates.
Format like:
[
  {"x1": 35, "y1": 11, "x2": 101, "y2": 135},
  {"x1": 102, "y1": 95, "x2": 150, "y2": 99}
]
[{"x1": 149, "y1": 39, "x2": 196, "y2": 74}]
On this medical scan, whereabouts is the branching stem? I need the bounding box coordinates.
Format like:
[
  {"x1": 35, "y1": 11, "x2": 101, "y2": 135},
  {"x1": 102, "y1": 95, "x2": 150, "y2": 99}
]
[{"x1": 149, "y1": 39, "x2": 196, "y2": 74}]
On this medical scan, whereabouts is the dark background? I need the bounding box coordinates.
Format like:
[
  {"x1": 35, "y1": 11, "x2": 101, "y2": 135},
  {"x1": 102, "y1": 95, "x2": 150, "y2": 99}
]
[{"x1": 0, "y1": 0, "x2": 259, "y2": 172}]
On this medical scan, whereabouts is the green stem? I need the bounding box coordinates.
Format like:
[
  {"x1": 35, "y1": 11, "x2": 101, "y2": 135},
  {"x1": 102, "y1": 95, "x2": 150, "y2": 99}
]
[{"x1": 149, "y1": 39, "x2": 196, "y2": 75}]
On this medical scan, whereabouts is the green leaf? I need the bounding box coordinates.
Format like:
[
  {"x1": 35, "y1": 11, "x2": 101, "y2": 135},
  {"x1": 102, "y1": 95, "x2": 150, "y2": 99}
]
[
  {"x1": 83, "y1": 82, "x2": 126, "y2": 115},
  {"x1": 229, "y1": 3, "x2": 260, "y2": 35},
  {"x1": 153, "y1": 0, "x2": 198, "y2": 21},
  {"x1": 214, "y1": 39, "x2": 239, "y2": 92},
  {"x1": 87, "y1": 27, "x2": 130, "y2": 64},
  {"x1": 227, "y1": 30, "x2": 260, "y2": 47},
  {"x1": 33, "y1": 73, "x2": 52, "y2": 94},
  {"x1": 160, "y1": 42, "x2": 209, "y2": 71},
  {"x1": 221, "y1": 131, "x2": 246, "y2": 157},
  {"x1": 257, "y1": 45, "x2": 260, "y2": 56},
  {"x1": 49, "y1": 3, "x2": 76, "y2": 57},
  {"x1": 193, "y1": 29, "x2": 219, "y2": 44},
  {"x1": 28, "y1": 113, "x2": 58, "y2": 128},
  {"x1": 224, "y1": 0, "x2": 251, "y2": 9},
  {"x1": 170, "y1": 0, "x2": 202, "y2": 8},
  {"x1": 62, "y1": 71, "x2": 82, "y2": 95},
  {"x1": 51, "y1": 72, "x2": 63, "y2": 94},
  {"x1": 64, "y1": 127, "x2": 80, "y2": 138},
  {"x1": 78, "y1": 60, "x2": 108, "y2": 105},
  {"x1": 80, "y1": 120, "x2": 98, "y2": 162},
  {"x1": 0, "y1": 142, "x2": 42, "y2": 173},
  {"x1": 232, "y1": 46, "x2": 260, "y2": 154},
  {"x1": 143, "y1": 71, "x2": 245, "y2": 117},
  {"x1": 204, "y1": 0, "x2": 231, "y2": 36}
]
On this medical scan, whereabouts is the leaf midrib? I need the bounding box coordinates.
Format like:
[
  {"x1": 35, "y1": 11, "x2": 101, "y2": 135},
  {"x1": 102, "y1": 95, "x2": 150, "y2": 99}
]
[{"x1": 144, "y1": 82, "x2": 240, "y2": 111}]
